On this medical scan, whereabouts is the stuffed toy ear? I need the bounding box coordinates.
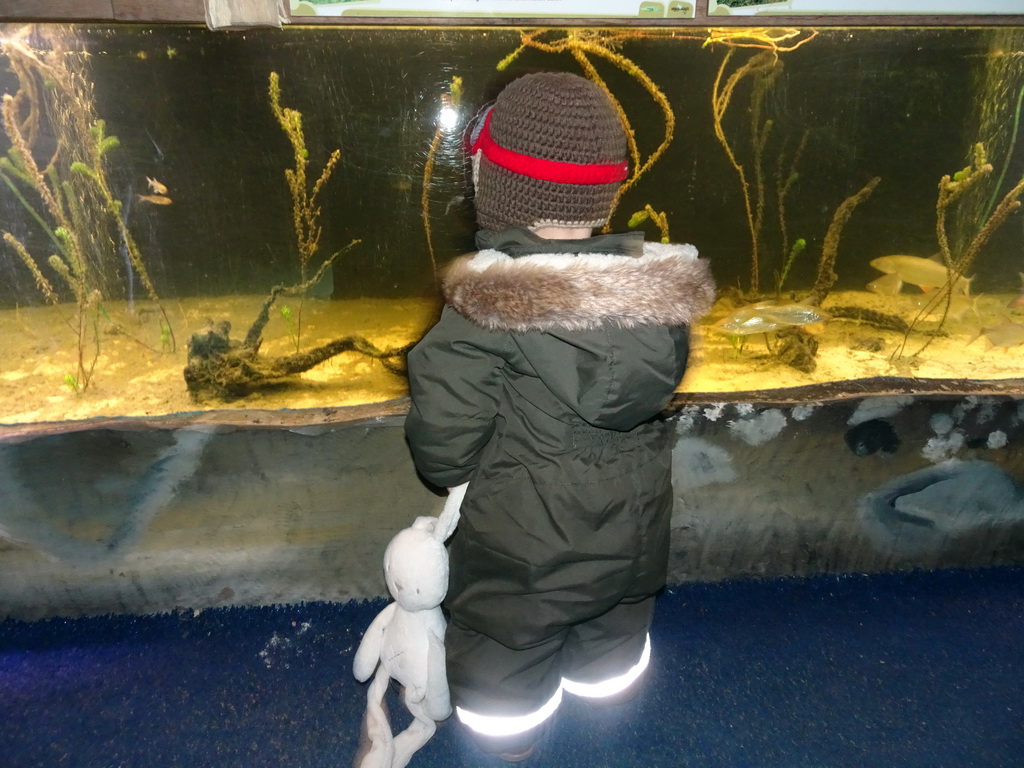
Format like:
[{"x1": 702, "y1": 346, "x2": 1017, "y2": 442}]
[{"x1": 434, "y1": 482, "x2": 468, "y2": 543}]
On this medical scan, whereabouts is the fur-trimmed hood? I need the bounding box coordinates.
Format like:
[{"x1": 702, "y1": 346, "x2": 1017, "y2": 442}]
[{"x1": 443, "y1": 242, "x2": 716, "y2": 333}]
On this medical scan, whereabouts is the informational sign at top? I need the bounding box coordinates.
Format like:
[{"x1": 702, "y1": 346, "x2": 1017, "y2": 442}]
[
  {"x1": 289, "y1": 0, "x2": 695, "y2": 19},
  {"x1": 289, "y1": 0, "x2": 1023, "y2": 19},
  {"x1": 708, "y1": 0, "x2": 1022, "y2": 14}
]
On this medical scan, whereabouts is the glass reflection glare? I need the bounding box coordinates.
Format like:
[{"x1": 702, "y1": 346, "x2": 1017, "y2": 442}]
[{"x1": 438, "y1": 104, "x2": 460, "y2": 131}]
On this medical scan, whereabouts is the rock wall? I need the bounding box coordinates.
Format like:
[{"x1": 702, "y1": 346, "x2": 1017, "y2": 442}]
[{"x1": 2, "y1": 395, "x2": 1023, "y2": 621}]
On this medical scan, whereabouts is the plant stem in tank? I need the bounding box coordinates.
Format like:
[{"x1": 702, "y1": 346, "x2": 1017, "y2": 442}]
[
  {"x1": 807, "y1": 177, "x2": 881, "y2": 307},
  {"x1": 711, "y1": 49, "x2": 781, "y2": 295},
  {"x1": 0, "y1": 26, "x2": 174, "y2": 391},
  {"x1": 954, "y1": 28, "x2": 1024, "y2": 255},
  {"x1": 774, "y1": 129, "x2": 808, "y2": 289},
  {"x1": 895, "y1": 143, "x2": 1024, "y2": 360},
  {"x1": 3, "y1": 229, "x2": 98, "y2": 391},
  {"x1": 775, "y1": 237, "x2": 806, "y2": 295},
  {"x1": 187, "y1": 76, "x2": 410, "y2": 400},
  {"x1": 701, "y1": 27, "x2": 818, "y2": 54},
  {"x1": 705, "y1": 29, "x2": 817, "y2": 296},
  {"x1": 279, "y1": 305, "x2": 299, "y2": 352},
  {"x1": 628, "y1": 205, "x2": 670, "y2": 243},
  {"x1": 268, "y1": 71, "x2": 341, "y2": 349},
  {"x1": 1, "y1": 67, "x2": 102, "y2": 391},
  {"x1": 421, "y1": 76, "x2": 462, "y2": 284},
  {"x1": 982, "y1": 82, "x2": 1024, "y2": 226},
  {"x1": 67, "y1": 119, "x2": 177, "y2": 353}
]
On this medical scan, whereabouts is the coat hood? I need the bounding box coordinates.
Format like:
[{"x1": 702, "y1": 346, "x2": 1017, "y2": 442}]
[{"x1": 443, "y1": 242, "x2": 716, "y2": 333}]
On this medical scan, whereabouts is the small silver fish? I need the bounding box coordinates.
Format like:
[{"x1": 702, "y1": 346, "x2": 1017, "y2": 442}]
[
  {"x1": 146, "y1": 176, "x2": 168, "y2": 195},
  {"x1": 912, "y1": 293, "x2": 980, "y2": 322},
  {"x1": 715, "y1": 301, "x2": 830, "y2": 336},
  {"x1": 969, "y1": 320, "x2": 1024, "y2": 349},
  {"x1": 868, "y1": 255, "x2": 972, "y2": 295},
  {"x1": 1009, "y1": 273, "x2": 1024, "y2": 309}
]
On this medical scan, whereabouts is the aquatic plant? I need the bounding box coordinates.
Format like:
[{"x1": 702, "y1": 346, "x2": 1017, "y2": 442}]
[
  {"x1": 954, "y1": 28, "x2": 1024, "y2": 255},
  {"x1": 706, "y1": 29, "x2": 817, "y2": 296},
  {"x1": 4, "y1": 224, "x2": 101, "y2": 391},
  {"x1": 940, "y1": 146, "x2": 1017, "y2": 273},
  {"x1": 775, "y1": 237, "x2": 806, "y2": 295},
  {"x1": 421, "y1": 76, "x2": 462, "y2": 283},
  {"x1": 628, "y1": 205, "x2": 670, "y2": 243},
  {"x1": 701, "y1": 27, "x2": 818, "y2": 54},
  {"x1": 279, "y1": 304, "x2": 299, "y2": 352},
  {"x1": 774, "y1": 130, "x2": 808, "y2": 280},
  {"x1": 715, "y1": 174, "x2": 883, "y2": 377},
  {"x1": 807, "y1": 176, "x2": 881, "y2": 307},
  {"x1": 982, "y1": 81, "x2": 1024, "y2": 227},
  {"x1": 711, "y1": 49, "x2": 783, "y2": 295},
  {"x1": 268, "y1": 71, "x2": 341, "y2": 347},
  {"x1": 185, "y1": 75, "x2": 405, "y2": 400},
  {"x1": 894, "y1": 143, "x2": 1024, "y2": 359},
  {"x1": 68, "y1": 118, "x2": 176, "y2": 352},
  {"x1": 0, "y1": 26, "x2": 173, "y2": 391}
]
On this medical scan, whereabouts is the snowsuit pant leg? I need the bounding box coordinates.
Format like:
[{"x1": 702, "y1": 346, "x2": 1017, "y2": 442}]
[
  {"x1": 561, "y1": 595, "x2": 654, "y2": 694},
  {"x1": 446, "y1": 618, "x2": 565, "y2": 719},
  {"x1": 445, "y1": 422, "x2": 672, "y2": 732},
  {"x1": 446, "y1": 594, "x2": 655, "y2": 727}
]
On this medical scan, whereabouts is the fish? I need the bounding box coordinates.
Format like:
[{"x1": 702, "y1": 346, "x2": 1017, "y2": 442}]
[
  {"x1": 912, "y1": 293, "x2": 981, "y2": 322},
  {"x1": 714, "y1": 301, "x2": 831, "y2": 336},
  {"x1": 1009, "y1": 273, "x2": 1024, "y2": 309},
  {"x1": 146, "y1": 176, "x2": 168, "y2": 194},
  {"x1": 137, "y1": 194, "x2": 172, "y2": 205},
  {"x1": 968, "y1": 319, "x2": 1024, "y2": 349},
  {"x1": 868, "y1": 255, "x2": 972, "y2": 295}
]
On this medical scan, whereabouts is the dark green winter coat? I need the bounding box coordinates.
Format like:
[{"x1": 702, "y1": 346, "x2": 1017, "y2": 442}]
[{"x1": 405, "y1": 239, "x2": 716, "y2": 650}]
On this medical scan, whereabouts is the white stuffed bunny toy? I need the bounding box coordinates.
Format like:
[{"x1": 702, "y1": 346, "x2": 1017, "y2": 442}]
[{"x1": 352, "y1": 483, "x2": 467, "y2": 768}]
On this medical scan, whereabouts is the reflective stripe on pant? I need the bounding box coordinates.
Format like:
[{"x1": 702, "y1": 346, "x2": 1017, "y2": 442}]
[
  {"x1": 456, "y1": 686, "x2": 563, "y2": 737},
  {"x1": 562, "y1": 633, "x2": 651, "y2": 699},
  {"x1": 455, "y1": 633, "x2": 651, "y2": 736},
  {"x1": 450, "y1": 597, "x2": 655, "y2": 737}
]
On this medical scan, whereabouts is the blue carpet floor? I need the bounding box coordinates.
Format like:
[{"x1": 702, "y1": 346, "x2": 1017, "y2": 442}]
[{"x1": 1, "y1": 566, "x2": 1021, "y2": 768}]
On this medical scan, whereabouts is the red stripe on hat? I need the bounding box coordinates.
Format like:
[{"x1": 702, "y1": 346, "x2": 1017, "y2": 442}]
[{"x1": 469, "y1": 110, "x2": 628, "y2": 186}]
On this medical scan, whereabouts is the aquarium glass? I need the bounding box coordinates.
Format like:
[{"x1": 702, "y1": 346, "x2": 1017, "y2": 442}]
[{"x1": 1, "y1": 23, "x2": 1023, "y2": 425}]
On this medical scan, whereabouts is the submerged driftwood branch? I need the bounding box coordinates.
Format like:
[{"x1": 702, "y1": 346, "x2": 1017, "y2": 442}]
[
  {"x1": 182, "y1": 239, "x2": 414, "y2": 400},
  {"x1": 184, "y1": 326, "x2": 414, "y2": 400}
]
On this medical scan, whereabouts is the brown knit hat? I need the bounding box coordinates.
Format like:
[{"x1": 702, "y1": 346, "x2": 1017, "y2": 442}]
[{"x1": 468, "y1": 72, "x2": 628, "y2": 232}]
